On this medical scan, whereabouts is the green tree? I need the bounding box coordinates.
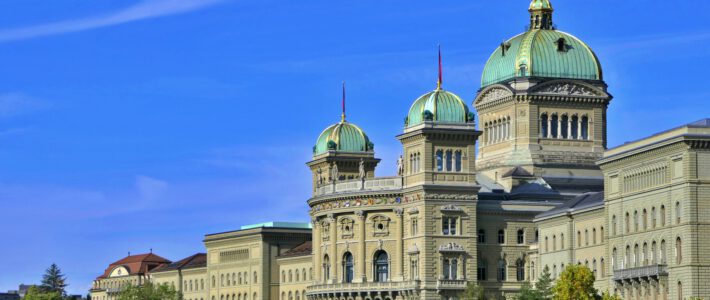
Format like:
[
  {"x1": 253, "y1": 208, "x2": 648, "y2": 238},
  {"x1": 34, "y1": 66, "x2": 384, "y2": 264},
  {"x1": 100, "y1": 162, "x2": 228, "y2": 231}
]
[
  {"x1": 517, "y1": 281, "x2": 542, "y2": 300},
  {"x1": 24, "y1": 286, "x2": 63, "y2": 300},
  {"x1": 534, "y1": 265, "x2": 553, "y2": 300},
  {"x1": 459, "y1": 281, "x2": 486, "y2": 300},
  {"x1": 552, "y1": 264, "x2": 597, "y2": 300},
  {"x1": 116, "y1": 282, "x2": 181, "y2": 300},
  {"x1": 600, "y1": 291, "x2": 622, "y2": 300},
  {"x1": 41, "y1": 263, "x2": 68, "y2": 295}
]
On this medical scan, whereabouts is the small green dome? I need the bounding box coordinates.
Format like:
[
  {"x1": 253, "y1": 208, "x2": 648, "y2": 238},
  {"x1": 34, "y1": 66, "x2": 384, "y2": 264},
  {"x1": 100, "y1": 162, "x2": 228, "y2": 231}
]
[
  {"x1": 481, "y1": 30, "x2": 602, "y2": 88},
  {"x1": 313, "y1": 121, "x2": 373, "y2": 155},
  {"x1": 529, "y1": 0, "x2": 552, "y2": 10},
  {"x1": 406, "y1": 88, "x2": 471, "y2": 127}
]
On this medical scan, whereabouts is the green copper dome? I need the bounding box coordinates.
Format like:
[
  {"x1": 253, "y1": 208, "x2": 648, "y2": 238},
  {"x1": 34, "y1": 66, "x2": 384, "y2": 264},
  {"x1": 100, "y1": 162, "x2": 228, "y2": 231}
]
[
  {"x1": 481, "y1": 0, "x2": 602, "y2": 87},
  {"x1": 406, "y1": 88, "x2": 471, "y2": 127},
  {"x1": 313, "y1": 121, "x2": 373, "y2": 155}
]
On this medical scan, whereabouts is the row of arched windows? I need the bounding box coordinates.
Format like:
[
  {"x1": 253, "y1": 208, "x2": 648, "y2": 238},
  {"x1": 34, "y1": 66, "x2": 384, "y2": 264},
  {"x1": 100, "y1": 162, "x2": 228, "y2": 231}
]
[
  {"x1": 483, "y1": 116, "x2": 511, "y2": 145},
  {"x1": 280, "y1": 290, "x2": 306, "y2": 300},
  {"x1": 322, "y1": 251, "x2": 389, "y2": 283},
  {"x1": 435, "y1": 149, "x2": 463, "y2": 172},
  {"x1": 184, "y1": 278, "x2": 205, "y2": 292},
  {"x1": 476, "y1": 259, "x2": 525, "y2": 282},
  {"x1": 540, "y1": 113, "x2": 589, "y2": 140},
  {"x1": 216, "y1": 293, "x2": 256, "y2": 300},
  {"x1": 408, "y1": 152, "x2": 421, "y2": 174},
  {"x1": 612, "y1": 238, "x2": 682, "y2": 270},
  {"x1": 611, "y1": 203, "x2": 679, "y2": 236},
  {"x1": 281, "y1": 268, "x2": 311, "y2": 283},
  {"x1": 213, "y1": 272, "x2": 256, "y2": 288}
]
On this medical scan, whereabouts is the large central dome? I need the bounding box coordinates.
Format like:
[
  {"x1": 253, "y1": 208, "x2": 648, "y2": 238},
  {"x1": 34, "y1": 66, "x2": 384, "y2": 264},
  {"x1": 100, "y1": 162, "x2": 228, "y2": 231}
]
[{"x1": 480, "y1": 0, "x2": 602, "y2": 88}]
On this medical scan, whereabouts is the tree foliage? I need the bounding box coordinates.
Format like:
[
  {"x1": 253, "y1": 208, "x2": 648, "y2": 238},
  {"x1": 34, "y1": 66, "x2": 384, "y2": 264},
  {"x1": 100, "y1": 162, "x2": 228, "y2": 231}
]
[
  {"x1": 41, "y1": 263, "x2": 68, "y2": 295},
  {"x1": 516, "y1": 281, "x2": 543, "y2": 300},
  {"x1": 24, "y1": 286, "x2": 63, "y2": 300},
  {"x1": 600, "y1": 291, "x2": 623, "y2": 300},
  {"x1": 459, "y1": 281, "x2": 486, "y2": 300},
  {"x1": 116, "y1": 282, "x2": 180, "y2": 300},
  {"x1": 552, "y1": 264, "x2": 597, "y2": 300},
  {"x1": 534, "y1": 265, "x2": 554, "y2": 299}
]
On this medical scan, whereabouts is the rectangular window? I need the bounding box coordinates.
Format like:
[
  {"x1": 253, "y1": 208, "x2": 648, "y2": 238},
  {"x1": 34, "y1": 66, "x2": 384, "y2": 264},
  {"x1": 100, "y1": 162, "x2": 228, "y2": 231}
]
[
  {"x1": 411, "y1": 218, "x2": 418, "y2": 235},
  {"x1": 442, "y1": 217, "x2": 457, "y2": 235}
]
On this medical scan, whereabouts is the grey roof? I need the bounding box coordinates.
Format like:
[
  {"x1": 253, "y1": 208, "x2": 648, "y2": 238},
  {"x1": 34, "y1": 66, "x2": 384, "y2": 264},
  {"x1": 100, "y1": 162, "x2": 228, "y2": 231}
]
[
  {"x1": 535, "y1": 191, "x2": 604, "y2": 219},
  {"x1": 152, "y1": 253, "x2": 206, "y2": 273}
]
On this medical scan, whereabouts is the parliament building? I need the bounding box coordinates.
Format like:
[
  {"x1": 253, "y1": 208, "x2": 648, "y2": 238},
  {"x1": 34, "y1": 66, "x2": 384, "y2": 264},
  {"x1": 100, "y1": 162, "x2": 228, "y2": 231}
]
[{"x1": 90, "y1": 1, "x2": 710, "y2": 299}]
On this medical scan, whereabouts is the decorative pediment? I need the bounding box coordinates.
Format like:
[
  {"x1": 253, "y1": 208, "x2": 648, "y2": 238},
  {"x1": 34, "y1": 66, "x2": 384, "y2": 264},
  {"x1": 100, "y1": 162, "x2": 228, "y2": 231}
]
[
  {"x1": 407, "y1": 244, "x2": 420, "y2": 254},
  {"x1": 532, "y1": 82, "x2": 603, "y2": 97},
  {"x1": 438, "y1": 243, "x2": 466, "y2": 253},
  {"x1": 475, "y1": 86, "x2": 514, "y2": 105},
  {"x1": 440, "y1": 204, "x2": 464, "y2": 212}
]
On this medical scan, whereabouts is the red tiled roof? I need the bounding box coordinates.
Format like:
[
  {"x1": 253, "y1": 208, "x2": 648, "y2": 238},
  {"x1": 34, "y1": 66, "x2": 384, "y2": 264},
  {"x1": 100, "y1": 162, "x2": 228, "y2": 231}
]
[
  {"x1": 280, "y1": 241, "x2": 312, "y2": 258},
  {"x1": 97, "y1": 253, "x2": 171, "y2": 279}
]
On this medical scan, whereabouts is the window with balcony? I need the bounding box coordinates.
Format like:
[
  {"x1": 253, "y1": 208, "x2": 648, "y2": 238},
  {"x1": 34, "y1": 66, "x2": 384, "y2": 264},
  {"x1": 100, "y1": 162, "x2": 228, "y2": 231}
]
[
  {"x1": 443, "y1": 258, "x2": 458, "y2": 280},
  {"x1": 477, "y1": 260, "x2": 487, "y2": 281},
  {"x1": 343, "y1": 252, "x2": 354, "y2": 283},
  {"x1": 374, "y1": 251, "x2": 389, "y2": 282},
  {"x1": 498, "y1": 259, "x2": 507, "y2": 281}
]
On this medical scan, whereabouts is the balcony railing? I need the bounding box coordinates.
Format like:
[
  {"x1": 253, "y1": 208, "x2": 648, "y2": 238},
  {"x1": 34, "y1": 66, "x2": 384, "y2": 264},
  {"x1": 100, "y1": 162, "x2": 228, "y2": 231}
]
[
  {"x1": 436, "y1": 279, "x2": 467, "y2": 290},
  {"x1": 306, "y1": 280, "x2": 420, "y2": 295},
  {"x1": 613, "y1": 264, "x2": 668, "y2": 281},
  {"x1": 314, "y1": 177, "x2": 403, "y2": 196}
]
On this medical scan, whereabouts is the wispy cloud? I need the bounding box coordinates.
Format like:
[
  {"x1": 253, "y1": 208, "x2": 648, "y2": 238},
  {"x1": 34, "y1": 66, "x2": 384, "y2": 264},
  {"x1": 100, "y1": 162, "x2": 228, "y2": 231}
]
[
  {"x1": 0, "y1": 92, "x2": 46, "y2": 118},
  {"x1": 0, "y1": 0, "x2": 226, "y2": 42}
]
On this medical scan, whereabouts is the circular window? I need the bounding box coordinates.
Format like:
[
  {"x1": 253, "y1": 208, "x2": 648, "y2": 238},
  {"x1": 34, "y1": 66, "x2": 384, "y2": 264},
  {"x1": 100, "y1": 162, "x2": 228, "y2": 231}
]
[{"x1": 377, "y1": 223, "x2": 384, "y2": 230}]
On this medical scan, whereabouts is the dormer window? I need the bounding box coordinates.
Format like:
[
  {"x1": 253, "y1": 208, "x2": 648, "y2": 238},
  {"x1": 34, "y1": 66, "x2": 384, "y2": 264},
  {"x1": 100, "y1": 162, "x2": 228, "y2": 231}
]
[
  {"x1": 556, "y1": 38, "x2": 567, "y2": 52},
  {"x1": 500, "y1": 42, "x2": 511, "y2": 56}
]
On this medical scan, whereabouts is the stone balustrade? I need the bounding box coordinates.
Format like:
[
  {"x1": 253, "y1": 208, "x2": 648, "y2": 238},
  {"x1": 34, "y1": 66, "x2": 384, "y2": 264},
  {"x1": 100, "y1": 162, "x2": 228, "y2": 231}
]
[
  {"x1": 436, "y1": 279, "x2": 467, "y2": 290},
  {"x1": 314, "y1": 177, "x2": 403, "y2": 197},
  {"x1": 613, "y1": 264, "x2": 668, "y2": 281},
  {"x1": 306, "y1": 280, "x2": 420, "y2": 295}
]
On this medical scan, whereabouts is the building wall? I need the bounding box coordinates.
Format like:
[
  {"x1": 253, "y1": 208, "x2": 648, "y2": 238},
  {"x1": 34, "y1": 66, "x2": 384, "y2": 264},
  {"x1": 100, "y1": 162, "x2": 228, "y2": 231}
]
[{"x1": 277, "y1": 255, "x2": 312, "y2": 300}]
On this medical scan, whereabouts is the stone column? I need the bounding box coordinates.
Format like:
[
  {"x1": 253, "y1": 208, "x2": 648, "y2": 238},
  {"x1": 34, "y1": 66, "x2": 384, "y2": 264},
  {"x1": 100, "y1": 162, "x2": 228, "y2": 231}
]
[
  {"x1": 395, "y1": 208, "x2": 404, "y2": 280},
  {"x1": 312, "y1": 219, "x2": 322, "y2": 283},
  {"x1": 547, "y1": 116, "x2": 552, "y2": 138},
  {"x1": 556, "y1": 117, "x2": 561, "y2": 138},
  {"x1": 577, "y1": 118, "x2": 583, "y2": 140},
  {"x1": 356, "y1": 210, "x2": 367, "y2": 283},
  {"x1": 328, "y1": 214, "x2": 337, "y2": 283},
  {"x1": 567, "y1": 117, "x2": 572, "y2": 139}
]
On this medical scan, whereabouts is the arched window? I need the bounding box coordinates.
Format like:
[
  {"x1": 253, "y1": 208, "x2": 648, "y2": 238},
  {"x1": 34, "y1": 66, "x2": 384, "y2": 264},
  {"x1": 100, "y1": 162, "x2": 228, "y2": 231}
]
[
  {"x1": 676, "y1": 201, "x2": 681, "y2": 224},
  {"x1": 612, "y1": 248, "x2": 617, "y2": 270},
  {"x1": 478, "y1": 229, "x2": 486, "y2": 244},
  {"x1": 201, "y1": 279, "x2": 204, "y2": 290},
  {"x1": 642, "y1": 209, "x2": 648, "y2": 230},
  {"x1": 254, "y1": 271, "x2": 258, "y2": 284},
  {"x1": 652, "y1": 207, "x2": 657, "y2": 228},
  {"x1": 561, "y1": 114, "x2": 569, "y2": 139},
  {"x1": 498, "y1": 259, "x2": 507, "y2": 281},
  {"x1": 212, "y1": 276, "x2": 216, "y2": 288},
  {"x1": 551, "y1": 114, "x2": 559, "y2": 138},
  {"x1": 552, "y1": 265, "x2": 557, "y2": 279},
  {"x1": 220, "y1": 274, "x2": 224, "y2": 287},
  {"x1": 585, "y1": 229, "x2": 589, "y2": 246},
  {"x1": 643, "y1": 243, "x2": 649, "y2": 265},
  {"x1": 560, "y1": 233, "x2": 565, "y2": 249},
  {"x1": 593, "y1": 228, "x2": 597, "y2": 244},
  {"x1": 678, "y1": 282, "x2": 683, "y2": 300},
  {"x1": 530, "y1": 261, "x2": 536, "y2": 281},
  {"x1": 612, "y1": 215, "x2": 617, "y2": 235},
  {"x1": 592, "y1": 259, "x2": 597, "y2": 277},
  {"x1": 300, "y1": 269, "x2": 305, "y2": 283},
  {"x1": 577, "y1": 231, "x2": 581, "y2": 247},
  {"x1": 571, "y1": 115, "x2": 579, "y2": 139},
  {"x1": 454, "y1": 151, "x2": 462, "y2": 172},
  {"x1": 625, "y1": 212, "x2": 630, "y2": 233},
  {"x1": 581, "y1": 115, "x2": 589, "y2": 140},
  {"x1": 343, "y1": 252, "x2": 354, "y2": 283},
  {"x1": 295, "y1": 270, "x2": 299, "y2": 282},
  {"x1": 552, "y1": 235, "x2": 557, "y2": 251},
  {"x1": 660, "y1": 240, "x2": 667, "y2": 263},
  {"x1": 535, "y1": 230, "x2": 539, "y2": 243},
  {"x1": 498, "y1": 229, "x2": 505, "y2": 244},
  {"x1": 661, "y1": 205, "x2": 666, "y2": 226},
  {"x1": 288, "y1": 291, "x2": 292, "y2": 300},
  {"x1": 600, "y1": 257, "x2": 605, "y2": 277},
  {"x1": 435, "y1": 150, "x2": 443, "y2": 171},
  {"x1": 544, "y1": 236, "x2": 549, "y2": 252},
  {"x1": 288, "y1": 270, "x2": 292, "y2": 283},
  {"x1": 634, "y1": 211, "x2": 639, "y2": 232},
  {"x1": 541, "y1": 113, "x2": 549, "y2": 138},
  {"x1": 600, "y1": 227, "x2": 604, "y2": 242},
  {"x1": 374, "y1": 251, "x2": 389, "y2": 282},
  {"x1": 675, "y1": 237, "x2": 682, "y2": 264},
  {"x1": 625, "y1": 246, "x2": 631, "y2": 269},
  {"x1": 477, "y1": 260, "x2": 487, "y2": 281},
  {"x1": 517, "y1": 229, "x2": 525, "y2": 244},
  {"x1": 516, "y1": 260, "x2": 525, "y2": 281},
  {"x1": 281, "y1": 271, "x2": 285, "y2": 282},
  {"x1": 634, "y1": 244, "x2": 640, "y2": 267},
  {"x1": 445, "y1": 150, "x2": 453, "y2": 172},
  {"x1": 323, "y1": 255, "x2": 330, "y2": 280}
]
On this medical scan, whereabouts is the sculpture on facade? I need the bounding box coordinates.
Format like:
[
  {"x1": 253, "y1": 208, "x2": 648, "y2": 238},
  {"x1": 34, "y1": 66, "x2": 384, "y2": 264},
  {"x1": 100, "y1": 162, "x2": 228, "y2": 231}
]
[
  {"x1": 330, "y1": 162, "x2": 339, "y2": 182},
  {"x1": 359, "y1": 158, "x2": 366, "y2": 179},
  {"x1": 397, "y1": 155, "x2": 404, "y2": 176}
]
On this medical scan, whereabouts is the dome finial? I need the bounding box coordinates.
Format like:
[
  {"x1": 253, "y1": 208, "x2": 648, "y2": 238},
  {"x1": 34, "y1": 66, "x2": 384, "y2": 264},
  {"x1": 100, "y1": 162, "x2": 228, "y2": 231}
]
[
  {"x1": 437, "y1": 44, "x2": 443, "y2": 89},
  {"x1": 529, "y1": 0, "x2": 553, "y2": 30},
  {"x1": 341, "y1": 81, "x2": 346, "y2": 122}
]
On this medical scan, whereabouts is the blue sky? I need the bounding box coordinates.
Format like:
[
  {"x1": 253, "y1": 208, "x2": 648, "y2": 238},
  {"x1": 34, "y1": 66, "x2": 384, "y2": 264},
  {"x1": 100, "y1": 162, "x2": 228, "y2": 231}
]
[{"x1": 0, "y1": 0, "x2": 708, "y2": 295}]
